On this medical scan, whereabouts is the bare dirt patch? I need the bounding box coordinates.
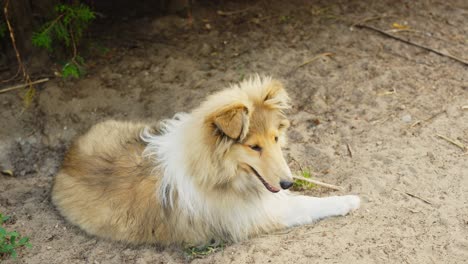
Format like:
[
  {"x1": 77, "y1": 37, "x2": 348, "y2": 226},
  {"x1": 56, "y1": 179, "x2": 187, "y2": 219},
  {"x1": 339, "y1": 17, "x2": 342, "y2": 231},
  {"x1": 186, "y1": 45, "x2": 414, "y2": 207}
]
[{"x1": 1, "y1": 0, "x2": 467, "y2": 263}]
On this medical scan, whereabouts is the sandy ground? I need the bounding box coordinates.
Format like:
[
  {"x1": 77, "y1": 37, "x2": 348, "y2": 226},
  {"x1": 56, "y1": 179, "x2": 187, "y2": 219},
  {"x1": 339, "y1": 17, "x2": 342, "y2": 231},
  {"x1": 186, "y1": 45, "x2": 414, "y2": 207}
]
[{"x1": 1, "y1": 0, "x2": 467, "y2": 263}]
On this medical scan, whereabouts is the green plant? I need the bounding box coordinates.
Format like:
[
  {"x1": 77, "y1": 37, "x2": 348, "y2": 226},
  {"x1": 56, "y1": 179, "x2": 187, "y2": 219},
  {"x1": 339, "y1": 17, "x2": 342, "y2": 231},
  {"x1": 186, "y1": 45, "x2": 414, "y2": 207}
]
[
  {"x1": 32, "y1": 2, "x2": 95, "y2": 78},
  {"x1": 184, "y1": 240, "x2": 224, "y2": 260},
  {"x1": 0, "y1": 213, "x2": 32, "y2": 259},
  {"x1": 62, "y1": 55, "x2": 86, "y2": 78},
  {"x1": 293, "y1": 168, "x2": 316, "y2": 190},
  {"x1": 279, "y1": 15, "x2": 291, "y2": 23}
]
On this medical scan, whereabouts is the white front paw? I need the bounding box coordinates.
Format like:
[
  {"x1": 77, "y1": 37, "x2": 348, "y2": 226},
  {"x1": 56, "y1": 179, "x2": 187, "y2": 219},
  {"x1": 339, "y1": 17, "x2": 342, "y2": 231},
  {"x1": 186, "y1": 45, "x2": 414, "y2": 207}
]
[
  {"x1": 338, "y1": 195, "x2": 360, "y2": 215},
  {"x1": 346, "y1": 195, "x2": 361, "y2": 210}
]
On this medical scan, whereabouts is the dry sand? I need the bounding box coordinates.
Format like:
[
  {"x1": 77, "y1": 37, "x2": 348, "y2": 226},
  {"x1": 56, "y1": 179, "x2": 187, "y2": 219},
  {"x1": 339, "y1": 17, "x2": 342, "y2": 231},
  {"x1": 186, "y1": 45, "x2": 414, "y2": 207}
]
[{"x1": 1, "y1": 0, "x2": 467, "y2": 263}]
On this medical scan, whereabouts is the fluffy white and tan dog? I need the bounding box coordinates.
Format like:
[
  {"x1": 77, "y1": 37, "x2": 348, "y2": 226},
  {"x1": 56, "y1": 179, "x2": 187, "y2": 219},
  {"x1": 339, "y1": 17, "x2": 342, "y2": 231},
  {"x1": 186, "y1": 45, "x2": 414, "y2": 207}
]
[{"x1": 52, "y1": 76, "x2": 360, "y2": 245}]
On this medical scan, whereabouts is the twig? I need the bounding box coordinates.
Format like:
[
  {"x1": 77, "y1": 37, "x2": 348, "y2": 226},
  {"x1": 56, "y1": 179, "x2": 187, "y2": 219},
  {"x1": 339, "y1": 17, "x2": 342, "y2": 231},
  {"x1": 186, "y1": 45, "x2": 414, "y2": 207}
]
[
  {"x1": 385, "y1": 29, "x2": 423, "y2": 34},
  {"x1": 462, "y1": 105, "x2": 468, "y2": 110},
  {"x1": 3, "y1": 0, "x2": 33, "y2": 89},
  {"x1": 297, "y1": 53, "x2": 334, "y2": 68},
  {"x1": 346, "y1": 143, "x2": 353, "y2": 158},
  {"x1": 355, "y1": 24, "x2": 468, "y2": 66},
  {"x1": 393, "y1": 188, "x2": 432, "y2": 205},
  {"x1": 436, "y1": 134, "x2": 467, "y2": 152},
  {"x1": 410, "y1": 110, "x2": 446, "y2": 128},
  {"x1": 70, "y1": 27, "x2": 78, "y2": 60},
  {"x1": 293, "y1": 175, "x2": 343, "y2": 191},
  {"x1": 350, "y1": 14, "x2": 396, "y2": 28},
  {"x1": 42, "y1": 13, "x2": 64, "y2": 34},
  {"x1": 217, "y1": 6, "x2": 256, "y2": 16},
  {"x1": 289, "y1": 156, "x2": 304, "y2": 171},
  {"x1": 0, "y1": 65, "x2": 20, "y2": 83},
  {"x1": 0, "y1": 78, "x2": 50, "y2": 94},
  {"x1": 286, "y1": 52, "x2": 334, "y2": 77}
]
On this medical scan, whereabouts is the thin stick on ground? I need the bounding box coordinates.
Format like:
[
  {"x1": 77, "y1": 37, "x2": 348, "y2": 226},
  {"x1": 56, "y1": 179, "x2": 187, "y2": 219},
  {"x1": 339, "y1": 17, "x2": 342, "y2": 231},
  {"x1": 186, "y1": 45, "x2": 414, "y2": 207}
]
[
  {"x1": 293, "y1": 175, "x2": 343, "y2": 191},
  {"x1": 287, "y1": 53, "x2": 334, "y2": 77},
  {"x1": 350, "y1": 14, "x2": 396, "y2": 28},
  {"x1": 355, "y1": 24, "x2": 468, "y2": 66},
  {"x1": 393, "y1": 188, "x2": 432, "y2": 205},
  {"x1": 0, "y1": 65, "x2": 20, "y2": 83},
  {"x1": 297, "y1": 53, "x2": 334, "y2": 68},
  {"x1": 216, "y1": 6, "x2": 257, "y2": 16},
  {"x1": 0, "y1": 78, "x2": 50, "y2": 94},
  {"x1": 346, "y1": 143, "x2": 353, "y2": 158},
  {"x1": 410, "y1": 110, "x2": 446, "y2": 128},
  {"x1": 436, "y1": 134, "x2": 467, "y2": 152},
  {"x1": 289, "y1": 157, "x2": 305, "y2": 172}
]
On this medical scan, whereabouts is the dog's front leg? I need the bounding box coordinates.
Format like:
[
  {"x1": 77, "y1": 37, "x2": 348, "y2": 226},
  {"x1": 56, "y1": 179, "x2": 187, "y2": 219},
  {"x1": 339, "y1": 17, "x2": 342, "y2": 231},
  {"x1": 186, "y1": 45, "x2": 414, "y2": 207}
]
[{"x1": 270, "y1": 193, "x2": 360, "y2": 227}]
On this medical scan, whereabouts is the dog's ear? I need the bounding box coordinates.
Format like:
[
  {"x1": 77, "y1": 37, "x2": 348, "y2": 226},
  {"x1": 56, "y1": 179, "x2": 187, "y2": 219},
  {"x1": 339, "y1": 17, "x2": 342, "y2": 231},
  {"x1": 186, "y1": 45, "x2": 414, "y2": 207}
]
[
  {"x1": 211, "y1": 104, "x2": 249, "y2": 141},
  {"x1": 263, "y1": 80, "x2": 290, "y2": 110}
]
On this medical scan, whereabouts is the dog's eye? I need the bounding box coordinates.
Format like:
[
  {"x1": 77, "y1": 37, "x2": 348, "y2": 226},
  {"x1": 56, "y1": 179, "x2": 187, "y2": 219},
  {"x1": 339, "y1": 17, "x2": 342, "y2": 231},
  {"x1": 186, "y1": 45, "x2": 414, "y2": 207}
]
[
  {"x1": 274, "y1": 136, "x2": 278, "y2": 142},
  {"x1": 249, "y1": 145, "x2": 262, "y2": 152}
]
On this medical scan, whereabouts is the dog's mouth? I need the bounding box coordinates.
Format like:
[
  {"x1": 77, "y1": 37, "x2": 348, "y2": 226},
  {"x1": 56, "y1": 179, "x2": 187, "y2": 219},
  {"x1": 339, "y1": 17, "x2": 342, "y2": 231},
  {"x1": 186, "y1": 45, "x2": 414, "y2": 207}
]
[{"x1": 248, "y1": 166, "x2": 280, "y2": 193}]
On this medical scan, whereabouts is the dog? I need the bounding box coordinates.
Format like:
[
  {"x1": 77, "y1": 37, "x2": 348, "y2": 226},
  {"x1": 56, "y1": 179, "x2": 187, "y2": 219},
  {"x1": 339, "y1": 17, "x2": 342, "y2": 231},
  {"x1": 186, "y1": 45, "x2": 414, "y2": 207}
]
[{"x1": 51, "y1": 76, "x2": 360, "y2": 246}]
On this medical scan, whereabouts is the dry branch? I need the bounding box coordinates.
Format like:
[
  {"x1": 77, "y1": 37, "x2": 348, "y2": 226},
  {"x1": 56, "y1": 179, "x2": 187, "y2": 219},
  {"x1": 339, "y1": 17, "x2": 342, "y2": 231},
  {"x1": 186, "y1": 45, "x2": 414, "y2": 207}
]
[
  {"x1": 346, "y1": 143, "x2": 353, "y2": 158},
  {"x1": 286, "y1": 53, "x2": 334, "y2": 77},
  {"x1": 436, "y1": 134, "x2": 467, "y2": 152},
  {"x1": 350, "y1": 15, "x2": 396, "y2": 28},
  {"x1": 355, "y1": 24, "x2": 468, "y2": 66},
  {"x1": 0, "y1": 78, "x2": 49, "y2": 94},
  {"x1": 293, "y1": 175, "x2": 343, "y2": 191},
  {"x1": 217, "y1": 6, "x2": 256, "y2": 16},
  {"x1": 393, "y1": 188, "x2": 432, "y2": 205},
  {"x1": 3, "y1": 0, "x2": 34, "y2": 93},
  {"x1": 410, "y1": 110, "x2": 446, "y2": 128},
  {"x1": 298, "y1": 53, "x2": 334, "y2": 68}
]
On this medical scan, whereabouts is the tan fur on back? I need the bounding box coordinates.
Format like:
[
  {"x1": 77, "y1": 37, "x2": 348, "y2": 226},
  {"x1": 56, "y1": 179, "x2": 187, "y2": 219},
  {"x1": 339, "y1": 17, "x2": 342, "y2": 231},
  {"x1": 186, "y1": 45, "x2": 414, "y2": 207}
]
[{"x1": 53, "y1": 121, "x2": 164, "y2": 243}]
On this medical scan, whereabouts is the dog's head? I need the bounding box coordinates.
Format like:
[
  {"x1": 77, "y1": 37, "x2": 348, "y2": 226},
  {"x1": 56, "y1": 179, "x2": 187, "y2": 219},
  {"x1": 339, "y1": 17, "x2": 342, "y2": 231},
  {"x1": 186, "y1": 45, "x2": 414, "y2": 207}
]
[{"x1": 195, "y1": 76, "x2": 293, "y2": 193}]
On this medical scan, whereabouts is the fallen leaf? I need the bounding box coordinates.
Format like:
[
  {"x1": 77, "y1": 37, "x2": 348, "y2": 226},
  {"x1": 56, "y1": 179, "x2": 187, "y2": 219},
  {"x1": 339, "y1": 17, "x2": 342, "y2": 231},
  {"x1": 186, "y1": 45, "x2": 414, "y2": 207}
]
[
  {"x1": 1, "y1": 169, "x2": 14, "y2": 177},
  {"x1": 392, "y1": 22, "x2": 409, "y2": 30}
]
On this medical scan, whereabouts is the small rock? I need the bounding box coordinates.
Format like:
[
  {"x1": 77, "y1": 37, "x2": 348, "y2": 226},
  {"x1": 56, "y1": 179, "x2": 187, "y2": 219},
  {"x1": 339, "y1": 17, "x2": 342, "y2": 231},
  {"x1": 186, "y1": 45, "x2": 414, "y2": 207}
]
[{"x1": 401, "y1": 114, "x2": 412, "y2": 123}]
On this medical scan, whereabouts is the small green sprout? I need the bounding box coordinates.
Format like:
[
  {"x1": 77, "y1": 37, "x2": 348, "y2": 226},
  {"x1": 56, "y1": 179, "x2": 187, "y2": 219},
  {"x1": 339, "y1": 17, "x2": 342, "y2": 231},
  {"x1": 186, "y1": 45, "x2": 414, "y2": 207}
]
[
  {"x1": 293, "y1": 168, "x2": 317, "y2": 190},
  {"x1": 184, "y1": 240, "x2": 224, "y2": 260},
  {"x1": 0, "y1": 213, "x2": 32, "y2": 260}
]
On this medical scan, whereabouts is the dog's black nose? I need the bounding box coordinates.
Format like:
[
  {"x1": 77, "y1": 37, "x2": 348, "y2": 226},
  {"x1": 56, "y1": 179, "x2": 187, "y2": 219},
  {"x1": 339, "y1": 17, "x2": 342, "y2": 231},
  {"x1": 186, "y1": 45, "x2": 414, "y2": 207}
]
[{"x1": 280, "y1": 180, "x2": 294, "y2": 190}]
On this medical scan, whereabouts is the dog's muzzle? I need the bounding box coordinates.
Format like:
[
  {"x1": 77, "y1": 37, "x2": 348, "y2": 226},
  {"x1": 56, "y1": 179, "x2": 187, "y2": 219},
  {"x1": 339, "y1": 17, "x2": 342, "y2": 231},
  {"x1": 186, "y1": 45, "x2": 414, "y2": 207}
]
[{"x1": 249, "y1": 166, "x2": 280, "y2": 193}]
